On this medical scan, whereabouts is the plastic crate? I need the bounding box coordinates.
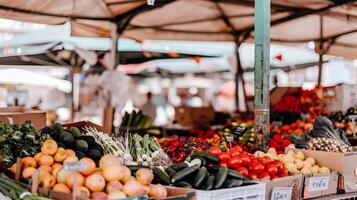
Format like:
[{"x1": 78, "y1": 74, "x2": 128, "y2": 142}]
[{"x1": 195, "y1": 182, "x2": 266, "y2": 200}]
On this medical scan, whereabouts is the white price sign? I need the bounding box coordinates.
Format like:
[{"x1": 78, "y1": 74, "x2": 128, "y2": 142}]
[
  {"x1": 271, "y1": 187, "x2": 292, "y2": 200},
  {"x1": 64, "y1": 162, "x2": 88, "y2": 171},
  {"x1": 308, "y1": 176, "x2": 330, "y2": 192}
]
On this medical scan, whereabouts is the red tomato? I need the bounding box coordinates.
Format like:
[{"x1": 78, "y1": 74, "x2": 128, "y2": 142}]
[
  {"x1": 230, "y1": 146, "x2": 242, "y2": 153},
  {"x1": 258, "y1": 171, "x2": 270, "y2": 180},
  {"x1": 218, "y1": 152, "x2": 230, "y2": 162},
  {"x1": 208, "y1": 146, "x2": 222, "y2": 156},
  {"x1": 270, "y1": 174, "x2": 278, "y2": 180},
  {"x1": 240, "y1": 154, "x2": 251, "y2": 166},
  {"x1": 271, "y1": 160, "x2": 284, "y2": 172},
  {"x1": 249, "y1": 172, "x2": 258, "y2": 180},
  {"x1": 228, "y1": 157, "x2": 242, "y2": 168},
  {"x1": 236, "y1": 166, "x2": 249, "y2": 178},
  {"x1": 220, "y1": 162, "x2": 228, "y2": 167},
  {"x1": 252, "y1": 162, "x2": 265, "y2": 174},
  {"x1": 260, "y1": 156, "x2": 272, "y2": 165},
  {"x1": 278, "y1": 169, "x2": 288, "y2": 178},
  {"x1": 266, "y1": 163, "x2": 278, "y2": 176}
]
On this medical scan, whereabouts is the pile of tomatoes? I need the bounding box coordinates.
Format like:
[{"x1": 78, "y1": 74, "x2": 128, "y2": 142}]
[{"x1": 208, "y1": 145, "x2": 287, "y2": 180}]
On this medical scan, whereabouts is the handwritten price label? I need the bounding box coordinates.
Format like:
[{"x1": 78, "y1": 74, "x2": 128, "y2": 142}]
[
  {"x1": 308, "y1": 176, "x2": 330, "y2": 192},
  {"x1": 226, "y1": 136, "x2": 234, "y2": 142},
  {"x1": 271, "y1": 187, "x2": 292, "y2": 200},
  {"x1": 64, "y1": 162, "x2": 88, "y2": 171}
]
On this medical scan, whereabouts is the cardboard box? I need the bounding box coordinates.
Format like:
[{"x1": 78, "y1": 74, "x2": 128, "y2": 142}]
[
  {"x1": 301, "y1": 149, "x2": 357, "y2": 193},
  {"x1": 62, "y1": 120, "x2": 105, "y2": 133},
  {"x1": 147, "y1": 187, "x2": 195, "y2": 200},
  {"x1": 301, "y1": 171, "x2": 338, "y2": 199},
  {"x1": 265, "y1": 174, "x2": 303, "y2": 200},
  {"x1": 0, "y1": 106, "x2": 46, "y2": 130},
  {"x1": 174, "y1": 106, "x2": 214, "y2": 129}
]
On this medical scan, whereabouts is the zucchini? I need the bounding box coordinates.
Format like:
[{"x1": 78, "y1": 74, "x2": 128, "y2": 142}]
[
  {"x1": 172, "y1": 162, "x2": 189, "y2": 171},
  {"x1": 175, "y1": 181, "x2": 192, "y2": 188},
  {"x1": 191, "y1": 152, "x2": 219, "y2": 163},
  {"x1": 171, "y1": 164, "x2": 200, "y2": 184},
  {"x1": 207, "y1": 165, "x2": 220, "y2": 174},
  {"x1": 153, "y1": 167, "x2": 171, "y2": 185},
  {"x1": 194, "y1": 167, "x2": 208, "y2": 188},
  {"x1": 205, "y1": 175, "x2": 215, "y2": 190},
  {"x1": 214, "y1": 167, "x2": 228, "y2": 189},
  {"x1": 223, "y1": 179, "x2": 243, "y2": 188},
  {"x1": 166, "y1": 166, "x2": 177, "y2": 176},
  {"x1": 227, "y1": 169, "x2": 245, "y2": 180}
]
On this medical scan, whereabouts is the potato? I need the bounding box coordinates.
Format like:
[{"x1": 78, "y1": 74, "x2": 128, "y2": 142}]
[
  {"x1": 305, "y1": 157, "x2": 315, "y2": 166},
  {"x1": 303, "y1": 161, "x2": 312, "y2": 168},
  {"x1": 283, "y1": 155, "x2": 294, "y2": 164},
  {"x1": 285, "y1": 163, "x2": 298, "y2": 173},
  {"x1": 294, "y1": 151, "x2": 305, "y2": 160},
  {"x1": 267, "y1": 148, "x2": 277, "y2": 156},
  {"x1": 319, "y1": 167, "x2": 330, "y2": 173},
  {"x1": 310, "y1": 166, "x2": 319, "y2": 174},
  {"x1": 295, "y1": 159, "x2": 304, "y2": 170},
  {"x1": 301, "y1": 167, "x2": 312, "y2": 175}
]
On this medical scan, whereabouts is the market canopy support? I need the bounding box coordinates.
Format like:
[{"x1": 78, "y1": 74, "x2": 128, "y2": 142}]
[{"x1": 254, "y1": 0, "x2": 271, "y2": 151}]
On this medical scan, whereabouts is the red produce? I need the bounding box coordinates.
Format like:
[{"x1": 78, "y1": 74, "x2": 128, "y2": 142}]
[
  {"x1": 208, "y1": 146, "x2": 222, "y2": 156},
  {"x1": 251, "y1": 162, "x2": 265, "y2": 174},
  {"x1": 236, "y1": 166, "x2": 249, "y2": 177},
  {"x1": 266, "y1": 163, "x2": 278, "y2": 176},
  {"x1": 258, "y1": 171, "x2": 270, "y2": 180},
  {"x1": 218, "y1": 152, "x2": 230, "y2": 163},
  {"x1": 227, "y1": 157, "x2": 242, "y2": 168}
]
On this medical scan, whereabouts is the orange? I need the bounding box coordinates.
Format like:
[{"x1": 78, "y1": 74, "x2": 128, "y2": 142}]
[
  {"x1": 41, "y1": 139, "x2": 58, "y2": 156},
  {"x1": 78, "y1": 158, "x2": 96, "y2": 176},
  {"x1": 38, "y1": 155, "x2": 54, "y2": 166}
]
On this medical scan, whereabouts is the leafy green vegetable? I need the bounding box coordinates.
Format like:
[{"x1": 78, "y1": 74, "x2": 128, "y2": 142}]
[{"x1": 0, "y1": 121, "x2": 50, "y2": 167}]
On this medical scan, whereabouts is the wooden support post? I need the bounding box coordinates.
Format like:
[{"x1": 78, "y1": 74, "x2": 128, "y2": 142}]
[
  {"x1": 317, "y1": 15, "x2": 324, "y2": 87},
  {"x1": 254, "y1": 0, "x2": 271, "y2": 151}
]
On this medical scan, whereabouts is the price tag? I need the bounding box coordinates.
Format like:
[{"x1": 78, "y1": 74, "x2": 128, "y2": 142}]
[
  {"x1": 271, "y1": 187, "x2": 292, "y2": 200},
  {"x1": 64, "y1": 162, "x2": 88, "y2": 171},
  {"x1": 272, "y1": 121, "x2": 283, "y2": 127},
  {"x1": 233, "y1": 127, "x2": 245, "y2": 135},
  {"x1": 308, "y1": 176, "x2": 330, "y2": 192},
  {"x1": 7, "y1": 117, "x2": 14, "y2": 125},
  {"x1": 226, "y1": 136, "x2": 234, "y2": 142}
]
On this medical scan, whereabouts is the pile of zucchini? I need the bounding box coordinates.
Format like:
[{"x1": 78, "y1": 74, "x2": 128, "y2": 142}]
[{"x1": 153, "y1": 152, "x2": 254, "y2": 190}]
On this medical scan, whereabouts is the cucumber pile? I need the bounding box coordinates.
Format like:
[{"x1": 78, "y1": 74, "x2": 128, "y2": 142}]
[{"x1": 152, "y1": 152, "x2": 254, "y2": 190}]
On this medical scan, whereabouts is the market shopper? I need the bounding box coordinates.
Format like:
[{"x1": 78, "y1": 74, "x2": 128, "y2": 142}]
[{"x1": 141, "y1": 92, "x2": 157, "y2": 120}]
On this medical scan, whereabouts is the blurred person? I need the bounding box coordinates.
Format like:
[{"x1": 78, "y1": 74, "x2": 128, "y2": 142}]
[{"x1": 141, "y1": 92, "x2": 156, "y2": 120}]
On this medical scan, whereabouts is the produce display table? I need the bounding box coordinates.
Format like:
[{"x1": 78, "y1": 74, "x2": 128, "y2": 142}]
[{"x1": 312, "y1": 192, "x2": 357, "y2": 200}]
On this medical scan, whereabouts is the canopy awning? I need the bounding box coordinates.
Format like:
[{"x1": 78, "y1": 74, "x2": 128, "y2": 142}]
[
  {"x1": 0, "y1": 68, "x2": 72, "y2": 92},
  {"x1": 0, "y1": 0, "x2": 356, "y2": 58}
]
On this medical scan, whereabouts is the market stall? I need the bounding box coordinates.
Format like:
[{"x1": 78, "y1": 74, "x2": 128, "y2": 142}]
[{"x1": 0, "y1": 1, "x2": 356, "y2": 200}]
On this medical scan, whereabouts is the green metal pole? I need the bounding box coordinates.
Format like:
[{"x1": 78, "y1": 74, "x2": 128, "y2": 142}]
[{"x1": 254, "y1": 0, "x2": 271, "y2": 151}]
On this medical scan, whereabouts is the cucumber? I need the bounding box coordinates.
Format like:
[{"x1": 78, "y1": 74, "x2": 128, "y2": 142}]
[
  {"x1": 228, "y1": 169, "x2": 245, "y2": 180},
  {"x1": 153, "y1": 167, "x2": 171, "y2": 185},
  {"x1": 191, "y1": 152, "x2": 219, "y2": 163},
  {"x1": 194, "y1": 157, "x2": 207, "y2": 166},
  {"x1": 223, "y1": 179, "x2": 243, "y2": 188},
  {"x1": 214, "y1": 167, "x2": 228, "y2": 189},
  {"x1": 172, "y1": 162, "x2": 189, "y2": 171},
  {"x1": 171, "y1": 164, "x2": 200, "y2": 184},
  {"x1": 207, "y1": 165, "x2": 220, "y2": 173},
  {"x1": 194, "y1": 167, "x2": 208, "y2": 188},
  {"x1": 205, "y1": 175, "x2": 215, "y2": 190},
  {"x1": 166, "y1": 166, "x2": 177, "y2": 176},
  {"x1": 175, "y1": 181, "x2": 192, "y2": 188}
]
